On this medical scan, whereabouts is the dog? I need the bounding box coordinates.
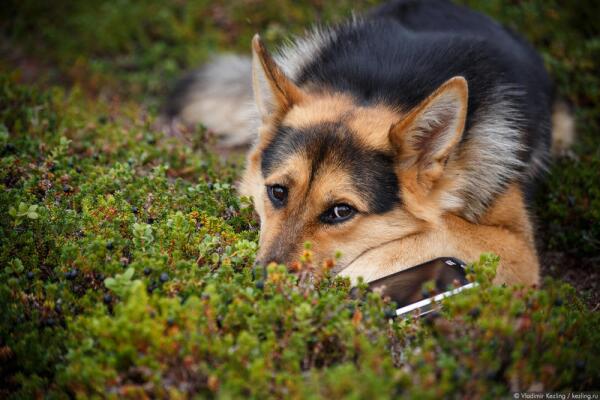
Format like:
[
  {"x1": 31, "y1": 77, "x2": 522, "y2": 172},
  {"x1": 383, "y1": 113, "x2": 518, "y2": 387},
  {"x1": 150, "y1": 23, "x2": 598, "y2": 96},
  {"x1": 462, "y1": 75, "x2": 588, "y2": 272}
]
[{"x1": 164, "y1": 0, "x2": 575, "y2": 285}]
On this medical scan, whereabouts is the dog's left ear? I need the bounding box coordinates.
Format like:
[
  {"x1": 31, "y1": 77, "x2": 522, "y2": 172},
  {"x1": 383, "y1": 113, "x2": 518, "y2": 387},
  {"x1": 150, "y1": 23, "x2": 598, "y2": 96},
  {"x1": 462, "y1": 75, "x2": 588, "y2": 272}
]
[
  {"x1": 252, "y1": 34, "x2": 306, "y2": 122},
  {"x1": 389, "y1": 76, "x2": 468, "y2": 188}
]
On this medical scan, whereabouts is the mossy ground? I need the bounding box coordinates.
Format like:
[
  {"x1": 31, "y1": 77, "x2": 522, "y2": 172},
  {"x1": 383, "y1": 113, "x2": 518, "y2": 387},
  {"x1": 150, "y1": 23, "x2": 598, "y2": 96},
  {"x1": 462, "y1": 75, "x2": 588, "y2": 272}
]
[{"x1": 1, "y1": 0, "x2": 599, "y2": 398}]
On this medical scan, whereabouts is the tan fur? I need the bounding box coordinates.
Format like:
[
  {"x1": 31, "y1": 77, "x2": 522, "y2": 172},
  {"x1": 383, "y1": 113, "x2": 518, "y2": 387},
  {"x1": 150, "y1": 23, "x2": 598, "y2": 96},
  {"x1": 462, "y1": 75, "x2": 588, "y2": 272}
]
[
  {"x1": 340, "y1": 184, "x2": 539, "y2": 285},
  {"x1": 284, "y1": 93, "x2": 355, "y2": 127},
  {"x1": 346, "y1": 105, "x2": 402, "y2": 149},
  {"x1": 284, "y1": 93, "x2": 401, "y2": 151},
  {"x1": 241, "y1": 44, "x2": 539, "y2": 286}
]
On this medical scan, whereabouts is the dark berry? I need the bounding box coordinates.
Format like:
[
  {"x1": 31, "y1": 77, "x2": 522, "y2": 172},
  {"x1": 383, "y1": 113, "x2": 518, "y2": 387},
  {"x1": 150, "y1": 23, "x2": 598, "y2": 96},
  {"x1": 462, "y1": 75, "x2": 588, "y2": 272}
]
[
  {"x1": 75, "y1": 166, "x2": 82, "y2": 173},
  {"x1": 166, "y1": 317, "x2": 175, "y2": 326},
  {"x1": 554, "y1": 297, "x2": 564, "y2": 307},
  {"x1": 147, "y1": 284, "x2": 155, "y2": 294},
  {"x1": 469, "y1": 307, "x2": 481, "y2": 319},
  {"x1": 106, "y1": 241, "x2": 114, "y2": 250},
  {"x1": 147, "y1": 217, "x2": 155, "y2": 224},
  {"x1": 143, "y1": 267, "x2": 152, "y2": 276},
  {"x1": 63, "y1": 184, "x2": 72, "y2": 193},
  {"x1": 54, "y1": 304, "x2": 62, "y2": 313},
  {"x1": 384, "y1": 309, "x2": 396, "y2": 319},
  {"x1": 159, "y1": 272, "x2": 169, "y2": 283},
  {"x1": 3, "y1": 143, "x2": 16, "y2": 154},
  {"x1": 27, "y1": 271, "x2": 35, "y2": 280},
  {"x1": 103, "y1": 294, "x2": 113, "y2": 304},
  {"x1": 131, "y1": 206, "x2": 138, "y2": 214},
  {"x1": 255, "y1": 280, "x2": 264, "y2": 290},
  {"x1": 452, "y1": 369, "x2": 461, "y2": 381},
  {"x1": 65, "y1": 268, "x2": 78, "y2": 280},
  {"x1": 485, "y1": 371, "x2": 497, "y2": 381}
]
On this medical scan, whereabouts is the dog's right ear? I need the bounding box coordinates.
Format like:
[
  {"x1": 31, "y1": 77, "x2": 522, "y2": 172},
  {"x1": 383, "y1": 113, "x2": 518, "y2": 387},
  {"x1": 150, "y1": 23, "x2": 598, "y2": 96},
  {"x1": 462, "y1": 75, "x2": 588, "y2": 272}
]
[
  {"x1": 252, "y1": 34, "x2": 306, "y2": 122},
  {"x1": 388, "y1": 76, "x2": 468, "y2": 223}
]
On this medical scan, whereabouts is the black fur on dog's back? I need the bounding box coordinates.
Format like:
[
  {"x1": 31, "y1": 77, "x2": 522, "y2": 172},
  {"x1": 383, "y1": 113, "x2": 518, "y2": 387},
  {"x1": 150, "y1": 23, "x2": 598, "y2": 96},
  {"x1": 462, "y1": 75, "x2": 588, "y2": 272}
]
[{"x1": 297, "y1": 0, "x2": 552, "y2": 179}]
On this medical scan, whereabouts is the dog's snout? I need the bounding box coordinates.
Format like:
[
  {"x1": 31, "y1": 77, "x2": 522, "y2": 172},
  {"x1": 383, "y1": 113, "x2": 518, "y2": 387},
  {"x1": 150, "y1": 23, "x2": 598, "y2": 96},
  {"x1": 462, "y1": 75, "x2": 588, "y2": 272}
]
[{"x1": 256, "y1": 231, "x2": 301, "y2": 268}]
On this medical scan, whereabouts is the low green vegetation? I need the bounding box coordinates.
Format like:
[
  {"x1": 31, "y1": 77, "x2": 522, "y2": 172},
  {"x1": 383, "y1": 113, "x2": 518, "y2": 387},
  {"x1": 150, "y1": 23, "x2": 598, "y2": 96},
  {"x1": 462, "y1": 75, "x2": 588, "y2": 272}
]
[{"x1": 1, "y1": 0, "x2": 598, "y2": 398}]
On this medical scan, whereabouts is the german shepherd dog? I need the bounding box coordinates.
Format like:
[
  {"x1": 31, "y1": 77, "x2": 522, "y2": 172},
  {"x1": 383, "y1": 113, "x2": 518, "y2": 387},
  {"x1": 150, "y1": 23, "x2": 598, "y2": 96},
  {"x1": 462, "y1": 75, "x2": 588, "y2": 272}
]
[{"x1": 165, "y1": 0, "x2": 575, "y2": 285}]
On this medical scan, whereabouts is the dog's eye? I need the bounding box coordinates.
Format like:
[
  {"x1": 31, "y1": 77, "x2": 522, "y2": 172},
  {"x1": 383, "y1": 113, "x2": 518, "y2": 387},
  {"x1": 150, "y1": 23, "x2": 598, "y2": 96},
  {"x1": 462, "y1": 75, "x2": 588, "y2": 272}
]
[
  {"x1": 320, "y1": 204, "x2": 356, "y2": 224},
  {"x1": 267, "y1": 185, "x2": 288, "y2": 207}
]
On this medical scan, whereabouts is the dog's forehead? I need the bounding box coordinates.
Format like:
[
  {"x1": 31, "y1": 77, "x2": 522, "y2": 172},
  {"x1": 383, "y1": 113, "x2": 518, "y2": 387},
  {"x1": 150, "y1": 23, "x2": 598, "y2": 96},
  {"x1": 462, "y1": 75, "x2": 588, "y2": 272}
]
[
  {"x1": 261, "y1": 122, "x2": 358, "y2": 176},
  {"x1": 260, "y1": 120, "x2": 400, "y2": 214},
  {"x1": 283, "y1": 94, "x2": 400, "y2": 149}
]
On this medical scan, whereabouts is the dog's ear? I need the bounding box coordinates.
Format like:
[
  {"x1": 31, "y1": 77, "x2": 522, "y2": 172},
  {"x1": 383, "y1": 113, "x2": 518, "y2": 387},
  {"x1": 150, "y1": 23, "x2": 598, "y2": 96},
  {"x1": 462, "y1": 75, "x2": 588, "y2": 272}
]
[
  {"x1": 389, "y1": 76, "x2": 468, "y2": 188},
  {"x1": 252, "y1": 34, "x2": 306, "y2": 121}
]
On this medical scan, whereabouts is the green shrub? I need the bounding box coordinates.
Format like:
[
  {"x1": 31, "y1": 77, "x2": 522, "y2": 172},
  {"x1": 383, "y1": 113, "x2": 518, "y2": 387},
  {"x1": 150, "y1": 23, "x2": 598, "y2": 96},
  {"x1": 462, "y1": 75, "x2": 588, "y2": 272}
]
[{"x1": 57, "y1": 254, "x2": 599, "y2": 398}]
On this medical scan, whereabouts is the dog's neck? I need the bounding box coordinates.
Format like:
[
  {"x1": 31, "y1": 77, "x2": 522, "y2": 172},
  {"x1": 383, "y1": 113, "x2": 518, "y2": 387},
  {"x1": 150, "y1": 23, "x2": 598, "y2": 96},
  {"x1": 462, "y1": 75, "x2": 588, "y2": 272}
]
[{"x1": 338, "y1": 184, "x2": 539, "y2": 286}]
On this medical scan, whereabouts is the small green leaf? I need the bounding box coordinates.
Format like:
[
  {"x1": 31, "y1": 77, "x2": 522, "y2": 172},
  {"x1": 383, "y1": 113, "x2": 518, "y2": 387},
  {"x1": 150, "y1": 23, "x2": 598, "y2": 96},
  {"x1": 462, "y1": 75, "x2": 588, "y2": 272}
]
[
  {"x1": 123, "y1": 267, "x2": 134, "y2": 280},
  {"x1": 18, "y1": 202, "x2": 28, "y2": 214}
]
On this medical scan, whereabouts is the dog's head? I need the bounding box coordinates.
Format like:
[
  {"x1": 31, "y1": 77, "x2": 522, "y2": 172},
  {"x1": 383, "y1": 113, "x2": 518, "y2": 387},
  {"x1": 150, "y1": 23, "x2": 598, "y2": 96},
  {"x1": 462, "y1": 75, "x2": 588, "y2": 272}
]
[{"x1": 241, "y1": 36, "x2": 468, "y2": 271}]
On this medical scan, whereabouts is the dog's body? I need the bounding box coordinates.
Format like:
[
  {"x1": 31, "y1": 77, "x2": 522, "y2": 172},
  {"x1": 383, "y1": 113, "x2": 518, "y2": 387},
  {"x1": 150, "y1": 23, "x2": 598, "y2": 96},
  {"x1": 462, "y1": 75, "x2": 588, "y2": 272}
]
[{"x1": 166, "y1": 0, "x2": 575, "y2": 285}]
